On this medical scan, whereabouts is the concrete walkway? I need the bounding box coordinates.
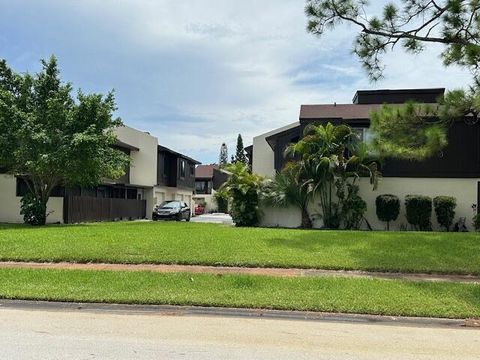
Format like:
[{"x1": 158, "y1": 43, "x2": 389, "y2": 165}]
[{"x1": 1, "y1": 261, "x2": 479, "y2": 283}]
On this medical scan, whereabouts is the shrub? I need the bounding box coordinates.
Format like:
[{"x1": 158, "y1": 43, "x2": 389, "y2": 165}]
[
  {"x1": 338, "y1": 182, "x2": 366, "y2": 230},
  {"x1": 214, "y1": 189, "x2": 229, "y2": 213},
  {"x1": 433, "y1": 196, "x2": 456, "y2": 231},
  {"x1": 20, "y1": 193, "x2": 48, "y2": 226},
  {"x1": 375, "y1": 194, "x2": 400, "y2": 230},
  {"x1": 222, "y1": 162, "x2": 264, "y2": 227},
  {"x1": 405, "y1": 195, "x2": 432, "y2": 231},
  {"x1": 473, "y1": 214, "x2": 480, "y2": 231}
]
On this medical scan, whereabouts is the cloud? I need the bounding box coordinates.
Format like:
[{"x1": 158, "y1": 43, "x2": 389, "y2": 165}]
[{"x1": 0, "y1": 0, "x2": 474, "y2": 163}]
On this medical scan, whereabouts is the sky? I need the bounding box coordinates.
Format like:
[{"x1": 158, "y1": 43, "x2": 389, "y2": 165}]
[{"x1": 0, "y1": 0, "x2": 474, "y2": 164}]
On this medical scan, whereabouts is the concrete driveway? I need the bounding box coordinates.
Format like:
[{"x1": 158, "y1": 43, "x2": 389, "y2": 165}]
[{"x1": 190, "y1": 213, "x2": 234, "y2": 225}]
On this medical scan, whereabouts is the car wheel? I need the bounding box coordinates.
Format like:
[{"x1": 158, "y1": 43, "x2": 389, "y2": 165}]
[
  {"x1": 176, "y1": 214, "x2": 182, "y2": 222},
  {"x1": 186, "y1": 214, "x2": 191, "y2": 222}
]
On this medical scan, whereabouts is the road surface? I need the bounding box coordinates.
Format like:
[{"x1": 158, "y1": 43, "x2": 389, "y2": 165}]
[{"x1": 0, "y1": 306, "x2": 478, "y2": 359}]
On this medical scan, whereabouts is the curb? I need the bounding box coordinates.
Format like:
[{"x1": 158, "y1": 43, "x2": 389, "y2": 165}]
[{"x1": 0, "y1": 299, "x2": 476, "y2": 329}]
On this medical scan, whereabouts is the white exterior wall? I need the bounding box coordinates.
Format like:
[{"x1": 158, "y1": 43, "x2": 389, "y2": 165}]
[
  {"x1": 0, "y1": 174, "x2": 63, "y2": 224},
  {"x1": 253, "y1": 122, "x2": 299, "y2": 178},
  {"x1": 359, "y1": 177, "x2": 479, "y2": 231},
  {"x1": 114, "y1": 126, "x2": 158, "y2": 187},
  {"x1": 253, "y1": 123, "x2": 479, "y2": 231},
  {"x1": 259, "y1": 177, "x2": 479, "y2": 230}
]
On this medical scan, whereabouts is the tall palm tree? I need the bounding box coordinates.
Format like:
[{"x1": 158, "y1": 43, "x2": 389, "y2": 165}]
[{"x1": 285, "y1": 122, "x2": 380, "y2": 229}]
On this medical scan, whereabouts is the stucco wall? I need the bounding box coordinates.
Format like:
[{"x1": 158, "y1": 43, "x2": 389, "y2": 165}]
[
  {"x1": 359, "y1": 177, "x2": 479, "y2": 231},
  {"x1": 0, "y1": 174, "x2": 64, "y2": 224},
  {"x1": 252, "y1": 122, "x2": 298, "y2": 178},
  {"x1": 114, "y1": 126, "x2": 158, "y2": 187},
  {"x1": 259, "y1": 177, "x2": 479, "y2": 231}
]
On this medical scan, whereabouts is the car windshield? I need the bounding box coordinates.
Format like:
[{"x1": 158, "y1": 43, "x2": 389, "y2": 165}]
[{"x1": 159, "y1": 201, "x2": 181, "y2": 209}]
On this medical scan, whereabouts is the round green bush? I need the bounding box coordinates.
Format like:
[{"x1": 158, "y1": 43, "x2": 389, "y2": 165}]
[
  {"x1": 375, "y1": 194, "x2": 400, "y2": 230},
  {"x1": 433, "y1": 196, "x2": 456, "y2": 231},
  {"x1": 405, "y1": 195, "x2": 432, "y2": 231}
]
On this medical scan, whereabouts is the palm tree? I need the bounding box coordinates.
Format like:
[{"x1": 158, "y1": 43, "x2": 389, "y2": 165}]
[
  {"x1": 266, "y1": 162, "x2": 313, "y2": 228},
  {"x1": 285, "y1": 122, "x2": 380, "y2": 229}
]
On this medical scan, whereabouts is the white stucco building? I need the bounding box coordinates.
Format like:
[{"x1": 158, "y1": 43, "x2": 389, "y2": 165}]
[
  {"x1": 0, "y1": 125, "x2": 199, "y2": 224},
  {"x1": 252, "y1": 88, "x2": 480, "y2": 230}
]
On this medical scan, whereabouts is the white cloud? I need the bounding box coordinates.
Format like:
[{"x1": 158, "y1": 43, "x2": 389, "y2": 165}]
[{"x1": 0, "y1": 0, "x2": 474, "y2": 162}]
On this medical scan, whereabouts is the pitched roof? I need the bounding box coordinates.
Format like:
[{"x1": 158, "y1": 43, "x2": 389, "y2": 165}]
[
  {"x1": 195, "y1": 164, "x2": 218, "y2": 179},
  {"x1": 158, "y1": 145, "x2": 201, "y2": 165}
]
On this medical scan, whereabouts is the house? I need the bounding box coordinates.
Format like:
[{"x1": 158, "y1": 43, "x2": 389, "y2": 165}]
[
  {"x1": 0, "y1": 125, "x2": 200, "y2": 224},
  {"x1": 192, "y1": 164, "x2": 229, "y2": 212},
  {"x1": 155, "y1": 145, "x2": 200, "y2": 208},
  {"x1": 252, "y1": 88, "x2": 480, "y2": 230}
]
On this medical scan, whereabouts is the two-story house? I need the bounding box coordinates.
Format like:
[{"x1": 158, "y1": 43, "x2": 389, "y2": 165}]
[
  {"x1": 252, "y1": 88, "x2": 480, "y2": 230},
  {"x1": 192, "y1": 164, "x2": 229, "y2": 212},
  {"x1": 0, "y1": 125, "x2": 200, "y2": 224}
]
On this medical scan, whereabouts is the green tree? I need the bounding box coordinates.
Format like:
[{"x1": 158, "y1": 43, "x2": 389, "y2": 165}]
[
  {"x1": 305, "y1": 0, "x2": 480, "y2": 81},
  {"x1": 370, "y1": 102, "x2": 448, "y2": 160},
  {"x1": 234, "y1": 134, "x2": 248, "y2": 164},
  {"x1": 285, "y1": 123, "x2": 380, "y2": 229},
  {"x1": 306, "y1": 1, "x2": 480, "y2": 158},
  {"x1": 0, "y1": 56, "x2": 129, "y2": 225},
  {"x1": 221, "y1": 162, "x2": 265, "y2": 227},
  {"x1": 265, "y1": 162, "x2": 313, "y2": 228},
  {"x1": 219, "y1": 143, "x2": 229, "y2": 168}
]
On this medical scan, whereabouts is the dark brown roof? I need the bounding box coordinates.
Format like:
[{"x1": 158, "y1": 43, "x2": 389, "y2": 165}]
[
  {"x1": 195, "y1": 164, "x2": 218, "y2": 179},
  {"x1": 300, "y1": 104, "x2": 383, "y2": 120},
  {"x1": 158, "y1": 145, "x2": 201, "y2": 165}
]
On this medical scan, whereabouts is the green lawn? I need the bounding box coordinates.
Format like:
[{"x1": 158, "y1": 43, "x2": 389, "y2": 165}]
[
  {"x1": 0, "y1": 222, "x2": 479, "y2": 274},
  {"x1": 0, "y1": 268, "x2": 478, "y2": 318}
]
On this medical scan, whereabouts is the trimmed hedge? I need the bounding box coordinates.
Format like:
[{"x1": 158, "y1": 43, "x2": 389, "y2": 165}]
[
  {"x1": 405, "y1": 195, "x2": 432, "y2": 231},
  {"x1": 433, "y1": 196, "x2": 456, "y2": 231},
  {"x1": 375, "y1": 194, "x2": 400, "y2": 230}
]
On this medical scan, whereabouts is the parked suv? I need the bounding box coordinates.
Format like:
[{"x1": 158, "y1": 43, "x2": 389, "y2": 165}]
[{"x1": 152, "y1": 200, "x2": 191, "y2": 221}]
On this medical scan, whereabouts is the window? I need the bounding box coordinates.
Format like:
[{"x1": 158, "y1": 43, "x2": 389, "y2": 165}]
[
  {"x1": 180, "y1": 160, "x2": 186, "y2": 178},
  {"x1": 126, "y1": 188, "x2": 137, "y2": 200},
  {"x1": 190, "y1": 164, "x2": 195, "y2": 177}
]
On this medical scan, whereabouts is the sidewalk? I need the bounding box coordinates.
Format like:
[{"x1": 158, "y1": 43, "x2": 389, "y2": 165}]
[{"x1": 1, "y1": 261, "x2": 478, "y2": 283}]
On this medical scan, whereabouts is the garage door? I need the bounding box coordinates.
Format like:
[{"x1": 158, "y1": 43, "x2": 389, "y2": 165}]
[
  {"x1": 155, "y1": 192, "x2": 165, "y2": 204},
  {"x1": 176, "y1": 194, "x2": 184, "y2": 201}
]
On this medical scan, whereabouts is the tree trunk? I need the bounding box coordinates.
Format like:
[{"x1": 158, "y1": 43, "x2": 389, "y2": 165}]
[{"x1": 301, "y1": 208, "x2": 312, "y2": 229}]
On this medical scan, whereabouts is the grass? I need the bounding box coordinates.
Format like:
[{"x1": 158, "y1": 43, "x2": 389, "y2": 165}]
[
  {"x1": 0, "y1": 221, "x2": 479, "y2": 274},
  {"x1": 0, "y1": 268, "x2": 479, "y2": 319}
]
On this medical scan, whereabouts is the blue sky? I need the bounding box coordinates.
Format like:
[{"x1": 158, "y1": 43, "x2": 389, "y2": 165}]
[{"x1": 0, "y1": 0, "x2": 473, "y2": 164}]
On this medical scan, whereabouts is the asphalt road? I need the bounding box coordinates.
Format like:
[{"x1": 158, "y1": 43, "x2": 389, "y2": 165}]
[{"x1": 0, "y1": 307, "x2": 478, "y2": 360}]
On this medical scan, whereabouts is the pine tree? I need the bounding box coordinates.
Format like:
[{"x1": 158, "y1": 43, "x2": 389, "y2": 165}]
[
  {"x1": 219, "y1": 143, "x2": 228, "y2": 168},
  {"x1": 235, "y1": 134, "x2": 247, "y2": 164}
]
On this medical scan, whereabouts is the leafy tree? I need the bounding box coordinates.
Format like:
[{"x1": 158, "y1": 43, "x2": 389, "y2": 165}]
[
  {"x1": 285, "y1": 122, "x2": 380, "y2": 229},
  {"x1": 265, "y1": 162, "x2": 313, "y2": 228},
  {"x1": 221, "y1": 162, "x2": 265, "y2": 227},
  {"x1": 306, "y1": 1, "x2": 480, "y2": 158},
  {"x1": 0, "y1": 56, "x2": 129, "y2": 225},
  {"x1": 235, "y1": 134, "x2": 248, "y2": 164},
  {"x1": 219, "y1": 143, "x2": 229, "y2": 168},
  {"x1": 305, "y1": 0, "x2": 480, "y2": 81}
]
